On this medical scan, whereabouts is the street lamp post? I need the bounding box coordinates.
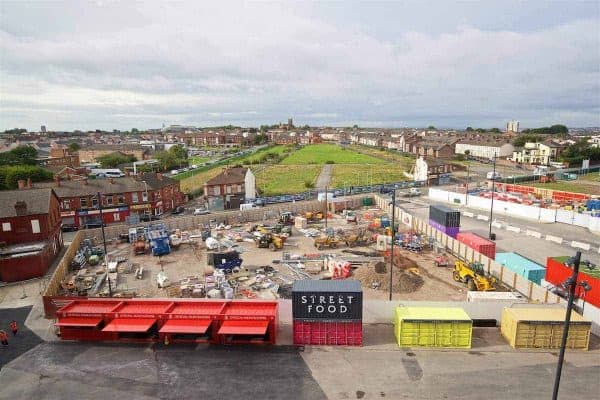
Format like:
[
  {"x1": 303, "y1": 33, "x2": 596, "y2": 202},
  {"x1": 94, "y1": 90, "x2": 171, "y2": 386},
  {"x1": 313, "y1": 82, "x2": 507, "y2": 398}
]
[
  {"x1": 389, "y1": 190, "x2": 396, "y2": 301},
  {"x1": 488, "y1": 152, "x2": 497, "y2": 240},
  {"x1": 97, "y1": 191, "x2": 112, "y2": 297},
  {"x1": 552, "y1": 251, "x2": 581, "y2": 400}
]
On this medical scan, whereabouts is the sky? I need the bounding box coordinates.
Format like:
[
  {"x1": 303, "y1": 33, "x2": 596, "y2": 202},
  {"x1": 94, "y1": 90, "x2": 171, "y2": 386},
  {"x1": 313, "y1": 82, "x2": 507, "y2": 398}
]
[{"x1": 0, "y1": 1, "x2": 599, "y2": 131}]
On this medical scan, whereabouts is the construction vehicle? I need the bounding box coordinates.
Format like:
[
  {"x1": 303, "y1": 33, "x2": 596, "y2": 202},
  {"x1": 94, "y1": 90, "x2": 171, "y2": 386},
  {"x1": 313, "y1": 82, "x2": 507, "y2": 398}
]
[
  {"x1": 255, "y1": 233, "x2": 285, "y2": 251},
  {"x1": 343, "y1": 229, "x2": 373, "y2": 247},
  {"x1": 434, "y1": 255, "x2": 449, "y2": 267},
  {"x1": 279, "y1": 212, "x2": 295, "y2": 226},
  {"x1": 452, "y1": 260, "x2": 496, "y2": 291},
  {"x1": 314, "y1": 235, "x2": 342, "y2": 250},
  {"x1": 207, "y1": 250, "x2": 243, "y2": 274},
  {"x1": 133, "y1": 239, "x2": 148, "y2": 255},
  {"x1": 271, "y1": 223, "x2": 293, "y2": 237},
  {"x1": 146, "y1": 223, "x2": 171, "y2": 256},
  {"x1": 305, "y1": 211, "x2": 324, "y2": 222}
]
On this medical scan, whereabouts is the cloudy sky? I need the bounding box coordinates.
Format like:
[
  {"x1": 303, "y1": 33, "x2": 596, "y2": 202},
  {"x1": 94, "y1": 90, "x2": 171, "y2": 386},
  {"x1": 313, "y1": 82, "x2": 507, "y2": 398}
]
[{"x1": 1, "y1": 1, "x2": 599, "y2": 131}]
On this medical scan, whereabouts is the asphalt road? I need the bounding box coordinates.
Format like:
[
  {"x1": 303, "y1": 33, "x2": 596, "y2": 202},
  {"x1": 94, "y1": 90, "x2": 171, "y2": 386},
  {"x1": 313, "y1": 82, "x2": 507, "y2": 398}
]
[
  {"x1": 315, "y1": 164, "x2": 333, "y2": 190},
  {"x1": 397, "y1": 197, "x2": 600, "y2": 265},
  {"x1": 0, "y1": 307, "x2": 42, "y2": 370}
]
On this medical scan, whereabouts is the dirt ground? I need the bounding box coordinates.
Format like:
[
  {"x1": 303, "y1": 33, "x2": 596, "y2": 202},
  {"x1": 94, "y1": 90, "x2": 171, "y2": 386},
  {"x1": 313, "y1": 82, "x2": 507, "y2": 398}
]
[{"x1": 60, "y1": 209, "x2": 483, "y2": 302}]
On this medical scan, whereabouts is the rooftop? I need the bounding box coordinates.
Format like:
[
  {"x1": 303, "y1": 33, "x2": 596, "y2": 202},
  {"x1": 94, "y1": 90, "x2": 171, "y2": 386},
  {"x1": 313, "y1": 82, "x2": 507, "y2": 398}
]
[{"x1": 0, "y1": 188, "x2": 55, "y2": 218}]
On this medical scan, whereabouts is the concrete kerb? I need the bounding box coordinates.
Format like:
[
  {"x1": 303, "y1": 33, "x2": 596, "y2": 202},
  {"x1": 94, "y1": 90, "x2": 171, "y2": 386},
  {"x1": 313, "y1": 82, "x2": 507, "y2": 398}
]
[
  {"x1": 476, "y1": 214, "x2": 489, "y2": 221},
  {"x1": 506, "y1": 225, "x2": 521, "y2": 233},
  {"x1": 571, "y1": 241, "x2": 591, "y2": 251},
  {"x1": 545, "y1": 235, "x2": 563, "y2": 245},
  {"x1": 525, "y1": 230, "x2": 542, "y2": 238},
  {"x1": 462, "y1": 211, "x2": 475, "y2": 218}
]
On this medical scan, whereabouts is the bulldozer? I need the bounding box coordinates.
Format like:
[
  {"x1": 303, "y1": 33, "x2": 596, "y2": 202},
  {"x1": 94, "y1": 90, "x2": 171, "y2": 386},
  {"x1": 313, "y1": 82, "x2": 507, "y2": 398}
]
[
  {"x1": 452, "y1": 260, "x2": 496, "y2": 291},
  {"x1": 255, "y1": 233, "x2": 285, "y2": 251},
  {"x1": 314, "y1": 235, "x2": 342, "y2": 250}
]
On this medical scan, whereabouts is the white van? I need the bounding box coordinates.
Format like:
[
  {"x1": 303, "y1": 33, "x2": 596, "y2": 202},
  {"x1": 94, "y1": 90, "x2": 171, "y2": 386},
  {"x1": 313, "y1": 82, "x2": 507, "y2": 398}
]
[
  {"x1": 90, "y1": 169, "x2": 125, "y2": 178},
  {"x1": 240, "y1": 203, "x2": 255, "y2": 211}
]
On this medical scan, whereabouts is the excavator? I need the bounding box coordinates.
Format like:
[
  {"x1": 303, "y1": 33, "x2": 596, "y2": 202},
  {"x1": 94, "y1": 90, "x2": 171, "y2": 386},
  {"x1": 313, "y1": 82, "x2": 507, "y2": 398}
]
[
  {"x1": 279, "y1": 212, "x2": 295, "y2": 226},
  {"x1": 453, "y1": 260, "x2": 496, "y2": 291}
]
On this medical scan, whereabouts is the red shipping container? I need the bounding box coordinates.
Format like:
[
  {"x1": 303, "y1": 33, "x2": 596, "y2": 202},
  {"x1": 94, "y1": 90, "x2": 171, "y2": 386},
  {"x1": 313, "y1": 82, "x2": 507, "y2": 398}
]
[
  {"x1": 456, "y1": 232, "x2": 496, "y2": 260},
  {"x1": 293, "y1": 320, "x2": 362, "y2": 346},
  {"x1": 546, "y1": 257, "x2": 600, "y2": 309}
]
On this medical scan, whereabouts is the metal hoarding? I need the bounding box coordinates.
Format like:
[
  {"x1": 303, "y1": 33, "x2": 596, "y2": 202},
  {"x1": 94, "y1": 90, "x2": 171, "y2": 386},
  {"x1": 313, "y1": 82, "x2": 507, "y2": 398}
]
[
  {"x1": 545, "y1": 257, "x2": 600, "y2": 309},
  {"x1": 501, "y1": 308, "x2": 591, "y2": 350},
  {"x1": 292, "y1": 280, "x2": 363, "y2": 321},
  {"x1": 394, "y1": 306, "x2": 472, "y2": 348}
]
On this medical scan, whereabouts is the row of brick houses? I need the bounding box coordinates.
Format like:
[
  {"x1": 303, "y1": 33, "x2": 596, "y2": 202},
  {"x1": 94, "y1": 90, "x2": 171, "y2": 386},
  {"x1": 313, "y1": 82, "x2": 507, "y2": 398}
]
[
  {"x1": 0, "y1": 188, "x2": 63, "y2": 282},
  {"x1": 33, "y1": 172, "x2": 186, "y2": 228}
]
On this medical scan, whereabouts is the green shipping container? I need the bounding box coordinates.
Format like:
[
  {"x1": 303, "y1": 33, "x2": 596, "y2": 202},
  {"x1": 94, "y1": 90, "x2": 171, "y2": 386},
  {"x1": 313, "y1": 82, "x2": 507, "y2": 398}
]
[
  {"x1": 362, "y1": 197, "x2": 374, "y2": 206},
  {"x1": 394, "y1": 306, "x2": 472, "y2": 348}
]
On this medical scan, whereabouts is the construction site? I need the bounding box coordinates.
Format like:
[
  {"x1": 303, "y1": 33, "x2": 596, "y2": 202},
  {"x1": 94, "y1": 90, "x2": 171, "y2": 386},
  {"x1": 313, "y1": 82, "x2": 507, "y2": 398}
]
[{"x1": 50, "y1": 196, "x2": 504, "y2": 309}]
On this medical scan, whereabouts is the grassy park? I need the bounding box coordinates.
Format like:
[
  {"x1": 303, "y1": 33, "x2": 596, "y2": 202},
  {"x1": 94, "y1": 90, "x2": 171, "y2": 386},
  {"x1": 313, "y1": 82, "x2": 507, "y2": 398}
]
[
  {"x1": 330, "y1": 164, "x2": 408, "y2": 189},
  {"x1": 281, "y1": 143, "x2": 385, "y2": 165},
  {"x1": 253, "y1": 165, "x2": 322, "y2": 196}
]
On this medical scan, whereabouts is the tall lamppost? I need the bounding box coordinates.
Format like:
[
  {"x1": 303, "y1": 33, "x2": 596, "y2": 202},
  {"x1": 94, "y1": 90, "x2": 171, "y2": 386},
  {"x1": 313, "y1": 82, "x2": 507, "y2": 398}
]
[
  {"x1": 97, "y1": 191, "x2": 112, "y2": 297},
  {"x1": 388, "y1": 190, "x2": 396, "y2": 301},
  {"x1": 488, "y1": 152, "x2": 497, "y2": 240}
]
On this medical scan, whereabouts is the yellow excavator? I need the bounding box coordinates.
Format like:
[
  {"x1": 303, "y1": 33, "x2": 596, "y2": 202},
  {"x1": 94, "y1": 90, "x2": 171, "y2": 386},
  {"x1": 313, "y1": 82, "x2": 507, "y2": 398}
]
[{"x1": 453, "y1": 260, "x2": 496, "y2": 291}]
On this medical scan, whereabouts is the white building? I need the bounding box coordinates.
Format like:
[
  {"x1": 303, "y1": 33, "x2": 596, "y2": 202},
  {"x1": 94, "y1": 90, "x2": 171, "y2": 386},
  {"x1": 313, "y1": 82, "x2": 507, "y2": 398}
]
[
  {"x1": 507, "y1": 120, "x2": 520, "y2": 133},
  {"x1": 455, "y1": 141, "x2": 515, "y2": 159}
]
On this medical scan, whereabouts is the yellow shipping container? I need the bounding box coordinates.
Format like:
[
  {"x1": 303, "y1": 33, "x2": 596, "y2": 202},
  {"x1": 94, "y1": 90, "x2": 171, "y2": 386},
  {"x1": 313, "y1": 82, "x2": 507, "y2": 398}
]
[
  {"x1": 501, "y1": 308, "x2": 591, "y2": 350},
  {"x1": 394, "y1": 307, "x2": 472, "y2": 348}
]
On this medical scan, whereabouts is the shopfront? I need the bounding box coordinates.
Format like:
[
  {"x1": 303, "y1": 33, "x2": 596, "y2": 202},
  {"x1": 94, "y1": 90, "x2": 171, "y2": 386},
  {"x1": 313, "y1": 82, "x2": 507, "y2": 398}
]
[{"x1": 76, "y1": 206, "x2": 129, "y2": 228}]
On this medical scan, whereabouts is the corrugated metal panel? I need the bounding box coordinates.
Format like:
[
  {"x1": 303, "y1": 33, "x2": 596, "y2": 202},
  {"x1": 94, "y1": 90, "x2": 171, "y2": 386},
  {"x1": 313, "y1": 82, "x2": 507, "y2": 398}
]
[
  {"x1": 429, "y1": 205, "x2": 461, "y2": 227},
  {"x1": 501, "y1": 308, "x2": 591, "y2": 350},
  {"x1": 293, "y1": 320, "x2": 363, "y2": 346},
  {"x1": 456, "y1": 232, "x2": 496, "y2": 260},
  {"x1": 394, "y1": 307, "x2": 472, "y2": 348},
  {"x1": 496, "y1": 252, "x2": 546, "y2": 285}
]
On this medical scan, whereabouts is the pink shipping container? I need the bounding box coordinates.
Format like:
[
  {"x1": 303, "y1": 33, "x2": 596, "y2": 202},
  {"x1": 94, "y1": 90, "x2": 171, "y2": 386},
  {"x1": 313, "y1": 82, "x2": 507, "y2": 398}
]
[
  {"x1": 456, "y1": 232, "x2": 496, "y2": 260},
  {"x1": 293, "y1": 320, "x2": 363, "y2": 346}
]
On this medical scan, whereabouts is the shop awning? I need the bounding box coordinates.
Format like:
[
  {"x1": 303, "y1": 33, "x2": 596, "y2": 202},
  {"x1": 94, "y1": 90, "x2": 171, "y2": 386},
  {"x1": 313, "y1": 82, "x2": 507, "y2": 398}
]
[
  {"x1": 102, "y1": 318, "x2": 156, "y2": 332},
  {"x1": 55, "y1": 317, "x2": 103, "y2": 328},
  {"x1": 218, "y1": 320, "x2": 269, "y2": 335},
  {"x1": 159, "y1": 319, "x2": 212, "y2": 334}
]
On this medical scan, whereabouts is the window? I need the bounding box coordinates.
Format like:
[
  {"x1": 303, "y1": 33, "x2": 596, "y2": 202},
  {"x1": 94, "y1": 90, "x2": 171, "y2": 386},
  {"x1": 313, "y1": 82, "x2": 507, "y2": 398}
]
[
  {"x1": 113, "y1": 213, "x2": 120, "y2": 221},
  {"x1": 142, "y1": 191, "x2": 148, "y2": 202},
  {"x1": 31, "y1": 219, "x2": 40, "y2": 234},
  {"x1": 132, "y1": 193, "x2": 139, "y2": 203},
  {"x1": 80, "y1": 197, "x2": 88, "y2": 208},
  {"x1": 92, "y1": 196, "x2": 98, "y2": 208},
  {"x1": 106, "y1": 195, "x2": 113, "y2": 206},
  {"x1": 62, "y1": 200, "x2": 70, "y2": 210},
  {"x1": 117, "y1": 195, "x2": 125, "y2": 205},
  {"x1": 213, "y1": 186, "x2": 220, "y2": 195},
  {"x1": 226, "y1": 185, "x2": 232, "y2": 194},
  {"x1": 2, "y1": 222, "x2": 11, "y2": 231}
]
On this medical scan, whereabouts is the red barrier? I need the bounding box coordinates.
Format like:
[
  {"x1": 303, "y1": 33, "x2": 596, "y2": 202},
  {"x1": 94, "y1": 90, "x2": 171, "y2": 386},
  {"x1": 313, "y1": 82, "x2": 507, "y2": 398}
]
[{"x1": 546, "y1": 257, "x2": 600, "y2": 308}]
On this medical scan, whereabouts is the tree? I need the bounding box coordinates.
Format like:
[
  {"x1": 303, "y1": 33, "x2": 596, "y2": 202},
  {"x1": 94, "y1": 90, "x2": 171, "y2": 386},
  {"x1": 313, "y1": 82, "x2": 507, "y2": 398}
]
[
  {"x1": 131, "y1": 128, "x2": 139, "y2": 134},
  {"x1": 427, "y1": 125, "x2": 436, "y2": 130},
  {"x1": 489, "y1": 128, "x2": 501, "y2": 133},
  {"x1": 560, "y1": 138, "x2": 600, "y2": 166},
  {"x1": 68, "y1": 142, "x2": 80, "y2": 153},
  {"x1": 253, "y1": 134, "x2": 268, "y2": 145},
  {"x1": 304, "y1": 180, "x2": 315, "y2": 189},
  {"x1": 96, "y1": 152, "x2": 137, "y2": 168},
  {"x1": 0, "y1": 165, "x2": 53, "y2": 190},
  {"x1": 464, "y1": 150, "x2": 471, "y2": 156},
  {"x1": 466, "y1": 127, "x2": 474, "y2": 132},
  {"x1": 168, "y1": 144, "x2": 188, "y2": 160},
  {"x1": 155, "y1": 151, "x2": 181, "y2": 171},
  {"x1": 0, "y1": 145, "x2": 38, "y2": 166},
  {"x1": 3, "y1": 128, "x2": 27, "y2": 135},
  {"x1": 512, "y1": 134, "x2": 542, "y2": 148}
]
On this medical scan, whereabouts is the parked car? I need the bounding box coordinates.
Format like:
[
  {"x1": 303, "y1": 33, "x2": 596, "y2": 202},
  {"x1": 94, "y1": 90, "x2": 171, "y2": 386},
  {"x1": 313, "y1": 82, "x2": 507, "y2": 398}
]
[
  {"x1": 171, "y1": 206, "x2": 185, "y2": 215},
  {"x1": 253, "y1": 198, "x2": 266, "y2": 207},
  {"x1": 193, "y1": 208, "x2": 211, "y2": 215},
  {"x1": 61, "y1": 223, "x2": 78, "y2": 232},
  {"x1": 140, "y1": 214, "x2": 161, "y2": 222}
]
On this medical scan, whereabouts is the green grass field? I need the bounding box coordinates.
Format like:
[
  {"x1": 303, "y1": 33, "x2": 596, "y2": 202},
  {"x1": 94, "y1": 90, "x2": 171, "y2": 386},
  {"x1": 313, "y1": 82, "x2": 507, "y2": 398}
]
[
  {"x1": 237, "y1": 145, "x2": 296, "y2": 164},
  {"x1": 188, "y1": 156, "x2": 211, "y2": 165},
  {"x1": 579, "y1": 172, "x2": 600, "y2": 182},
  {"x1": 253, "y1": 165, "x2": 322, "y2": 196},
  {"x1": 281, "y1": 144, "x2": 385, "y2": 165},
  {"x1": 330, "y1": 164, "x2": 409, "y2": 188},
  {"x1": 179, "y1": 168, "x2": 223, "y2": 194},
  {"x1": 525, "y1": 181, "x2": 600, "y2": 195},
  {"x1": 350, "y1": 145, "x2": 415, "y2": 169}
]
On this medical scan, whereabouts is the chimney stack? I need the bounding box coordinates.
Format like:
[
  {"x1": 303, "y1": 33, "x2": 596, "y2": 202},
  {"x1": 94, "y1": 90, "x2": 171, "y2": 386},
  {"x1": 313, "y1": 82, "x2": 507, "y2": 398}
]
[
  {"x1": 54, "y1": 175, "x2": 61, "y2": 187},
  {"x1": 17, "y1": 180, "x2": 26, "y2": 190},
  {"x1": 26, "y1": 178, "x2": 32, "y2": 188},
  {"x1": 14, "y1": 201, "x2": 27, "y2": 216}
]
